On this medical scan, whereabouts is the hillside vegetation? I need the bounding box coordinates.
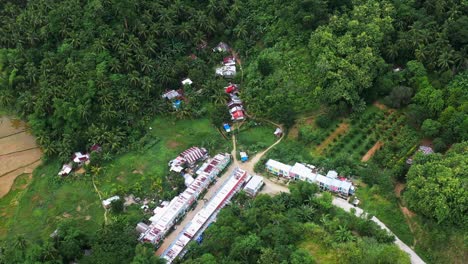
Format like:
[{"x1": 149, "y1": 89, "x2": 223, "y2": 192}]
[{"x1": 0, "y1": 0, "x2": 467, "y2": 263}]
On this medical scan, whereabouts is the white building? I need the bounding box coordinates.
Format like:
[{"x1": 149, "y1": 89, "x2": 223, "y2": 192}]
[
  {"x1": 265, "y1": 159, "x2": 355, "y2": 197},
  {"x1": 265, "y1": 159, "x2": 292, "y2": 178},
  {"x1": 138, "y1": 153, "x2": 230, "y2": 245},
  {"x1": 181, "y1": 78, "x2": 193, "y2": 85},
  {"x1": 289, "y1": 162, "x2": 317, "y2": 183},
  {"x1": 58, "y1": 163, "x2": 73, "y2": 176},
  {"x1": 243, "y1": 175, "x2": 264, "y2": 196},
  {"x1": 162, "y1": 168, "x2": 248, "y2": 263},
  {"x1": 216, "y1": 65, "x2": 236, "y2": 78},
  {"x1": 102, "y1": 196, "x2": 120, "y2": 208}
]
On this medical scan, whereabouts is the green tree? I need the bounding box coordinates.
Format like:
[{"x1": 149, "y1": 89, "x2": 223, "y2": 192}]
[
  {"x1": 421, "y1": 119, "x2": 440, "y2": 138},
  {"x1": 404, "y1": 142, "x2": 468, "y2": 225}
]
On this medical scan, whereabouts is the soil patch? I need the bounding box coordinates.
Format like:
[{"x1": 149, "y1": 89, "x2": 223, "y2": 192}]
[
  {"x1": 0, "y1": 116, "x2": 42, "y2": 198},
  {"x1": 394, "y1": 182, "x2": 405, "y2": 198},
  {"x1": 373, "y1": 101, "x2": 388, "y2": 110},
  {"x1": 288, "y1": 125, "x2": 299, "y2": 139},
  {"x1": 62, "y1": 213, "x2": 72, "y2": 218},
  {"x1": 0, "y1": 160, "x2": 41, "y2": 198},
  {"x1": 316, "y1": 123, "x2": 349, "y2": 154},
  {"x1": 75, "y1": 167, "x2": 86, "y2": 174},
  {"x1": 361, "y1": 141, "x2": 384, "y2": 162},
  {"x1": 304, "y1": 116, "x2": 315, "y2": 125},
  {"x1": 167, "y1": 140, "x2": 181, "y2": 149}
]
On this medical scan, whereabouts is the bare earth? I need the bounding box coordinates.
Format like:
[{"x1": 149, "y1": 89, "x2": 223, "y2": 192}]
[
  {"x1": 316, "y1": 123, "x2": 349, "y2": 154},
  {"x1": 0, "y1": 117, "x2": 42, "y2": 198},
  {"x1": 361, "y1": 141, "x2": 384, "y2": 162}
]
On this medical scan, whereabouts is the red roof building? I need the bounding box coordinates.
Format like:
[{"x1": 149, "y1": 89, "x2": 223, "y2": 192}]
[{"x1": 225, "y1": 85, "x2": 236, "y2": 94}]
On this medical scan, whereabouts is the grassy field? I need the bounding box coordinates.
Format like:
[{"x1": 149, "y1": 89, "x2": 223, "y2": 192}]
[
  {"x1": 355, "y1": 184, "x2": 415, "y2": 245},
  {"x1": 236, "y1": 122, "x2": 276, "y2": 155},
  {"x1": 0, "y1": 162, "x2": 104, "y2": 241},
  {"x1": 0, "y1": 117, "x2": 230, "y2": 242}
]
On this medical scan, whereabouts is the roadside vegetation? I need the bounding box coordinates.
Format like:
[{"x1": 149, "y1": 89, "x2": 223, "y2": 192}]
[
  {"x1": 182, "y1": 182, "x2": 409, "y2": 264},
  {"x1": 0, "y1": 0, "x2": 467, "y2": 263}
]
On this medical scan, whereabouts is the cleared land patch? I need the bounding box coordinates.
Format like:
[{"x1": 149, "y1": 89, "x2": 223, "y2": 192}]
[
  {"x1": 361, "y1": 141, "x2": 384, "y2": 162},
  {"x1": 0, "y1": 116, "x2": 42, "y2": 198},
  {"x1": 315, "y1": 122, "x2": 349, "y2": 154}
]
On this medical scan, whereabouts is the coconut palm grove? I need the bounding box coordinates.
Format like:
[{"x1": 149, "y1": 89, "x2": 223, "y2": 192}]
[{"x1": 0, "y1": 0, "x2": 466, "y2": 263}]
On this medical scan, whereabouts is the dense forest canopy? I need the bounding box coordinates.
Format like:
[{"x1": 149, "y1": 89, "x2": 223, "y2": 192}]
[
  {"x1": 0, "y1": 0, "x2": 466, "y2": 158},
  {"x1": 0, "y1": 0, "x2": 467, "y2": 263},
  {"x1": 404, "y1": 142, "x2": 467, "y2": 225}
]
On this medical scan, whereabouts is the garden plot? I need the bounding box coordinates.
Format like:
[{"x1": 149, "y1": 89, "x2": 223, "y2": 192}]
[{"x1": 323, "y1": 108, "x2": 406, "y2": 161}]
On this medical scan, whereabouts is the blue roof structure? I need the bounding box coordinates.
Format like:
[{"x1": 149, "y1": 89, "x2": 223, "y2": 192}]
[
  {"x1": 173, "y1": 100, "x2": 182, "y2": 109},
  {"x1": 223, "y1": 123, "x2": 231, "y2": 132},
  {"x1": 240, "y1": 151, "x2": 248, "y2": 162}
]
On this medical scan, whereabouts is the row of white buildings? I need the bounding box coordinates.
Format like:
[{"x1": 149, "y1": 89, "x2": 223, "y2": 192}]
[
  {"x1": 162, "y1": 168, "x2": 249, "y2": 263},
  {"x1": 265, "y1": 159, "x2": 355, "y2": 197},
  {"x1": 137, "y1": 153, "x2": 231, "y2": 244}
]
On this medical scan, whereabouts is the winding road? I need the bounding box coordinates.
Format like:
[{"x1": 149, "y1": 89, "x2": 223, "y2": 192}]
[{"x1": 156, "y1": 125, "x2": 425, "y2": 263}]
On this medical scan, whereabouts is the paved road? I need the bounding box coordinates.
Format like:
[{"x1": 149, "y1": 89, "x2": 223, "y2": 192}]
[
  {"x1": 156, "y1": 136, "x2": 240, "y2": 255},
  {"x1": 331, "y1": 198, "x2": 425, "y2": 264},
  {"x1": 156, "y1": 132, "x2": 425, "y2": 264}
]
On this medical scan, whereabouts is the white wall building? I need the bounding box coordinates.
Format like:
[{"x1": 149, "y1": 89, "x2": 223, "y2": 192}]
[
  {"x1": 243, "y1": 175, "x2": 264, "y2": 196},
  {"x1": 138, "y1": 153, "x2": 230, "y2": 245}
]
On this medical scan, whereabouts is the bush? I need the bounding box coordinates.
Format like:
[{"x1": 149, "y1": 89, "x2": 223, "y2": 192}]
[
  {"x1": 433, "y1": 137, "x2": 447, "y2": 152},
  {"x1": 315, "y1": 114, "x2": 332, "y2": 129}
]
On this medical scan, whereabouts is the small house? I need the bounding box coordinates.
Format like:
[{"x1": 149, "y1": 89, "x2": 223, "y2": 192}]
[
  {"x1": 216, "y1": 65, "x2": 236, "y2": 78},
  {"x1": 183, "y1": 174, "x2": 195, "y2": 187},
  {"x1": 169, "y1": 147, "x2": 209, "y2": 170},
  {"x1": 274, "y1": 128, "x2": 283, "y2": 137},
  {"x1": 72, "y1": 152, "x2": 90, "y2": 165},
  {"x1": 90, "y1": 144, "x2": 102, "y2": 153},
  {"x1": 102, "y1": 196, "x2": 120, "y2": 208},
  {"x1": 181, "y1": 78, "x2": 193, "y2": 86},
  {"x1": 230, "y1": 107, "x2": 245, "y2": 121},
  {"x1": 223, "y1": 123, "x2": 231, "y2": 133},
  {"x1": 58, "y1": 163, "x2": 73, "y2": 176},
  {"x1": 173, "y1": 99, "x2": 182, "y2": 109},
  {"x1": 213, "y1": 42, "x2": 230, "y2": 53},
  {"x1": 223, "y1": 56, "x2": 236, "y2": 66},
  {"x1": 240, "y1": 152, "x2": 248, "y2": 162},
  {"x1": 265, "y1": 159, "x2": 292, "y2": 178},
  {"x1": 243, "y1": 175, "x2": 264, "y2": 196},
  {"x1": 225, "y1": 84, "x2": 238, "y2": 94},
  {"x1": 162, "y1": 90, "x2": 182, "y2": 100},
  {"x1": 169, "y1": 156, "x2": 186, "y2": 172}
]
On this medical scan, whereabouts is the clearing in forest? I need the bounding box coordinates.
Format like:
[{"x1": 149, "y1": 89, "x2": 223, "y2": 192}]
[
  {"x1": 361, "y1": 141, "x2": 384, "y2": 162},
  {"x1": 315, "y1": 122, "x2": 349, "y2": 154},
  {"x1": 0, "y1": 117, "x2": 231, "y2": 241}
]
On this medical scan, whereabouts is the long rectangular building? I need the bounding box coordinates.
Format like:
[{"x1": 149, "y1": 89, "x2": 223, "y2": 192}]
[
  {"x1": 137, "y1": 153, "x2": 230, "y2": 244},
  {"x1": 265, "y1": 159, "x2": 355, "y2": 197},
  {"x1": 162, "y1": 168, "x2": 249, "y2": 263}
]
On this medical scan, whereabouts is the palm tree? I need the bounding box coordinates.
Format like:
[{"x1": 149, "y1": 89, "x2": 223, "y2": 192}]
[
  {"x1": 211, "y1": 88, "x2": 229, "y2": 105},
  {"x1": 385, "y1": 43, "x2": 399, "y2": 62},
  {"x1": 334, "y1": 225, "x2": 355, "y2": 243},
  {"x1": 299, "y1": 204, "x2": 316, "y2": 221},
  {"x1": 437, "y1": 49, "x2": 455, "y2": 71}
]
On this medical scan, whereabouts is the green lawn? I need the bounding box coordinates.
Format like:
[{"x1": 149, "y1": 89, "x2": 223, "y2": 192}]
[
  {"x1": 236, "y1": 123, "x2": 276, "y2": 154},
  {"x1": 0, "y1": 117, "x2": 230, "y2": 242},
  {"x1": 0, "y1": 162, "x2": 104, "y2": 241}
]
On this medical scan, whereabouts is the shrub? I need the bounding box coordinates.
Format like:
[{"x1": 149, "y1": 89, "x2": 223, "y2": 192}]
[
  {"x1": 315, "y1": 114, "x2": 332, "y2": 129},
  {"x1": 433, "y1": 137, "x2": 447, "y2": 152}
]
